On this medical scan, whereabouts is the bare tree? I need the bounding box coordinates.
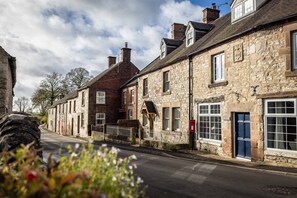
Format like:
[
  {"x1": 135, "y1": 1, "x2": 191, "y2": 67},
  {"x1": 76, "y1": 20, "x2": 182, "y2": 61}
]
[
  {"x1": 14, "y1": 97, "x2": 30, "y2": 112},
  {"x1": 65, "y1": 67, "x2": 93, "y2": 90}
]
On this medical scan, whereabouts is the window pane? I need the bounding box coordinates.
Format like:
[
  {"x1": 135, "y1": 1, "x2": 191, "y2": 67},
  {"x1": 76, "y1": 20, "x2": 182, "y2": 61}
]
[
  {"x1": 210, "y1": 104, "x2": 220, "y2": 114},
  {"x1": 173, "y1": 108, "x2": 180, "y2": 131},
  {"x1": 294, "y1": 33, "x2": 297, "y2": 69},
  {"x1": 199, "y1": 105, "x2": 208, "y2": 114},
  {"x1": 244, "y1": 0, "x2": 253, "y2": 13},
  {"x1": 234, "y1": 4, "x2": 242, "y2": 19}
]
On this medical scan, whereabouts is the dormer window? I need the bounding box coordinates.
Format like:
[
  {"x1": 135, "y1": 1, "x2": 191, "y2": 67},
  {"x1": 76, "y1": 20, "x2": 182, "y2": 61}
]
[
  {"x1": 160, "y1": 41, "x2": 166, "y2": 59},
  {"x1": 186, "y1": 30, "x2": 194, "y2": 47},
  {"x1": 234, "y1": 4, "x2": 243, "y2": 19},
  {"x1": 232, "y1": 0, "x2": 254, "y2": 22}
]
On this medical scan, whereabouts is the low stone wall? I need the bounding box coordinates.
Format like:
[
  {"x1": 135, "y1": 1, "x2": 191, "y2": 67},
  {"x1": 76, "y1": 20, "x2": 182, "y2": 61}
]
[{"x1": 141, "y1": 139, "x2": 189, "y2": 151}]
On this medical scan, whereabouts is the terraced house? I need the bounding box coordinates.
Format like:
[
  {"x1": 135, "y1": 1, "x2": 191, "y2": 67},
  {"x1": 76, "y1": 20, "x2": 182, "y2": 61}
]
[
  {"x1": 0, "y1": 46, "x2": 16, "y2": 116},
  {"x1": 138, "y1": 0, "x2": 297, "y2": 163},
  {"x1": 48, "y1": 43, "x2": 139, "y2": 137}
]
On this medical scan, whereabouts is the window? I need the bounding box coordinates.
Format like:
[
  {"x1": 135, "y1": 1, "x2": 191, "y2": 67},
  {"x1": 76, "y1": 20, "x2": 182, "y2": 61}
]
[
  {"x1": 143, "y1": 115, "x2": 148, "y2": 126},
  {"x1": 128, "y1": 109, "x2": 133, "y2": 120},
  {"x1": 172, "y1": 108, "x2": 180, "y2": 131},
  {"x1": 130, "y1": 90, "x2": 134, "y2": 104},
  {"x1": 96, "y1": 113, "x2": 105, "y2": 127},
  {"x1": 81, "y1": 113, "x2": 84, "y2": 127},
  {"x1": 265, "y1": 99, "x2": 297, "y2": 151},
  {"x1": 163, "y1": 71, "x2": 170, "y2": 92},
  {"x1": 160, "y1": 41, "x2": 166, "y2": 59},
  {"x1": 244, "y1": 0, "x2": 253, "y2": 13},
  {"x1": 69, "y1": 101, "x2": 72, "y2": 113},
  {"x1": 123, "y1": 91, "x2": 127, "y2": 106},
  {"x1": 82, "y1": 92, "x2": 85, "y2": 106},
  {"x1": 143, "y1": 78, "x2": 148, "y2": 96},
  {"x1": 186, "y1": 30, "x2": 194, "y2": 46},
  {"x1": 198, "y1": 103, "x2": 222, "y2": 140},
  {"x1": 293, "y1": 32, "x2": 297, "y2": 70},
  {"x1": 96, "y1": 91, "x2": 106, "y2": 104},
  {"x1": 73, "y1": 100, "x2": 76, "y2": 112},
  {"x1": 62, "y1": 104, "x2": 64, "y2": 114},
  {"x1": 163, "y1": 107, "x2": 170, "y2": 130},
  {"x1": 212, "y1": 53, "x2": 225, "y2": 82},
  {"x1": 234, "y1": 4, "x2": 243, "y2": 19}
]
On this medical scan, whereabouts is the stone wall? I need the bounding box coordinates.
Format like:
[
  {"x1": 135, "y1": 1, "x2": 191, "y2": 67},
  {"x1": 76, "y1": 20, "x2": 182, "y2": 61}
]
[
  {"x1": 192, "y1": 22, "x2": 297, "y2": 162},
  {"x1": 0, "y1": 48, "x2": 13, "y2": 115},
  {"x1": 138, "y1": 60, "x2": 189, "y2": 144}
]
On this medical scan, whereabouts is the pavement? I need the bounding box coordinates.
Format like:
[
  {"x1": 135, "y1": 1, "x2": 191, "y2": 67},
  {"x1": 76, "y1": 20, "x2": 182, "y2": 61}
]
[
  {"x1": 91, "y1": 140, "x2": 297, "y2": 176},
  {"x1": 41, "y1": 127, "x2": 297, "y2": 176}
]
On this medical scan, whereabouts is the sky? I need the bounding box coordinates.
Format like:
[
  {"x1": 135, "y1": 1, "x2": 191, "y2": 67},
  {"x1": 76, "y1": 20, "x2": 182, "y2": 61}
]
[{"x1": 0, "y1": 0, "x2": 231, "y2": 100}]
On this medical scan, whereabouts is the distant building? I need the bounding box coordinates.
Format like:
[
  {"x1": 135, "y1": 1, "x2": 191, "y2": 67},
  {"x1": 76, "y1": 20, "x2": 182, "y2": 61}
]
[
  {"x1": 48, "y1": 43, "x2": 139, "y2": 137},
  {"x1": 0, "y1": 46, "x2": 16, "y2": 116}
]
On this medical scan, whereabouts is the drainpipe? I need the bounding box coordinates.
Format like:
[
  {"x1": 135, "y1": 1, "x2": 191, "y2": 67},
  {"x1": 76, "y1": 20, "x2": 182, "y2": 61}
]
[{"x1": 189, "y1": 56, "x2": 195, "y2": 150}]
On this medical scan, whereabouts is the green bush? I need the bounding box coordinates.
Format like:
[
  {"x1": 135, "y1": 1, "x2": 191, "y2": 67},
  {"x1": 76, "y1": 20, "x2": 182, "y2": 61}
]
[{"x1": 0, "y1": 143, "x2": 145, "y2": 197}]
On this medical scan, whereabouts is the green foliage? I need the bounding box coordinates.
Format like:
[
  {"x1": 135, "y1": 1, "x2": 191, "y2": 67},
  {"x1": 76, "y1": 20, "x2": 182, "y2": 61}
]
[{"x1": 0, "y1": 143, "x2": 144, "y2": 197}]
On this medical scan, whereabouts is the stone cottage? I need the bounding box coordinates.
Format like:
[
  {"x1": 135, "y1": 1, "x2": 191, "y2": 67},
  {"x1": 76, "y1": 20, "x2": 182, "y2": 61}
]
[
  {"x1": 0, "y1": 46, "x2": 16, "y2": 115},
  {"x1": 190, "y1": 0, "x2": 297, "y2": 163},
  {"x1": 137, "y1": 0, "x2": 297, "y2": 163},
  {"x1": 48, "y1": 43, "x2": 139, "y2": 137}
]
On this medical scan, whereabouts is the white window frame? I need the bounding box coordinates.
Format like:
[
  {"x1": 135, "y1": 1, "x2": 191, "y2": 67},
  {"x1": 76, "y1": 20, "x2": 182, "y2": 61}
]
[
  {"x1": 96, "y1": 91, "x2": 105, "y2": 104},
  {"x1": 163, "y1": 107, "x2": 170, "y2": 130},
  {"x1": 234, "y1": 4, "x2": 243, "y2": 20},
  {"x1": 198, "y1": 103, "x2": 222, "y2": 141},
  {"x1": 143, "y1": 114, "x2": 148, "y2": 126},
  {"x1": 293, "y1": 32, "x2": 297, "y2": 70},
  {"x1": 186, "y1": 30, "x2": 194, "y2": 47},
  {"x1": 143, "y1": 78, "x2": 148, "y2": 96},
  {"x1": 172, "y1": 107, "x2": 180, "y2": 131},
  {"x1": 160, "y1": 41, "x2": 166, "y2": 59},
  {"x1": 244, "y1": 0, "x2": 253, "y2": 14},
  {"x1": 212, "y1": 53, "x2": 225, "y2": 83},
  {"x1": 95, "y1": 113, "x2": 105, "y2": 127},
  {"x1": 264, "y1": 99, "x2": 297, "y2": 152},
  {"x1": 130, "y1": 89, "x2": 134, "y2": 104},
  {"x1": 163, "y1": 71, "x2": 170, "y2": 93},
  {"x1": 81, "y1": 91, "x2": 85, "y2": 106},
  {"x1": 128, "y1": 109, "x2": 133, "y2": 120}
]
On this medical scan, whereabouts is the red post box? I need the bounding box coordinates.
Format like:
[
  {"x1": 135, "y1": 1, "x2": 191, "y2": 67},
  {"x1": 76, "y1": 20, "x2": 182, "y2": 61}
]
[{"x1": 189, "y1": 120, "x2": 195, "y2": 133}]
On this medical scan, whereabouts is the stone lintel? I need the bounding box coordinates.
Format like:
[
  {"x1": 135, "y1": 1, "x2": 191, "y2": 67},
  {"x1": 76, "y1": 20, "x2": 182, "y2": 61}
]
[
  {"x1": 194, "y1": 95, "x2": 225, "y2": 103},
  {"x1": 256, "y1": 91, "x2": 297, "y2": 99}
]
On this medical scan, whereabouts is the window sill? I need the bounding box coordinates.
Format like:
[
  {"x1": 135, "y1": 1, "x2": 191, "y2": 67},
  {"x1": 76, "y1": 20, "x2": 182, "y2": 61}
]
[
  {"x1": 162, "y1": 90, "x2": 171, "y2": 96},
  {"x1": 285, "y1": 70, "x2": 297, "y2": 77},
  {"x1": 142, "y1": 95, "x2": 149, "y2": 99},
  {"x1": 198, "y1": 138, "x2": 222, "y2": 146},
  {"x1": 208, "y1": 81, "x2": 228, "y2": 88}
]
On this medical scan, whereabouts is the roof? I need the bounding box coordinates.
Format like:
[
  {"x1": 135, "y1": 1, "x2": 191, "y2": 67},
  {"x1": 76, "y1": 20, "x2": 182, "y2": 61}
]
[
  {"x1": 142, "y1": 101, "x2": 157, "y2": 114},
  {"x1": 163, "y1": 38, "x2": 183, "y2": 47},
  {"x1": 79, "y1": 62, "x2": 120, "y2": 90},
  {"x1": 50, "y1": 90, "x2": 78, "y2": 107},
  {"x1": 120, "y1": 75, "x2": 138, "y2": 89},
  {"x1": 189, "y1": 21, "x2": 214, "y2": 31},
  {"x1": 138, "y1": 0, "x2": 297, "y2": 77}
]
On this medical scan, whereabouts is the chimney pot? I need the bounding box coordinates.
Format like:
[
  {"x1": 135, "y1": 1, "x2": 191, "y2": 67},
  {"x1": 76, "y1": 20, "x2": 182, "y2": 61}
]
[
  {"x1": 203, "y1": 3, "x2": 220, "y2": 24},
  {"x1": 125, "y1": 42, "x2": 128, "y2": 48}
]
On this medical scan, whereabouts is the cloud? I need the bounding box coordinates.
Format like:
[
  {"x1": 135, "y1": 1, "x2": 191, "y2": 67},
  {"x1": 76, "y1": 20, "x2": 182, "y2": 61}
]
[{"x1": 0, "y1": 0, "x2": 204, "y2": 100}]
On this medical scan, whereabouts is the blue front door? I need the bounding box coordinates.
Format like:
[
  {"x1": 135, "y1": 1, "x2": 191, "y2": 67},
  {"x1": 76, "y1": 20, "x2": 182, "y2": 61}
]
[{"x1": 235, "y1": 113, "x2": 251, "y2": 159}]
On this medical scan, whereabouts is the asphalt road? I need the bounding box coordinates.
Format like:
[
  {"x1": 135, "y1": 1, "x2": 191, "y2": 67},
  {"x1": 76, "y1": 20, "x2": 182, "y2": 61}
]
[{"x1": 41, "y1": 129, "x2": 297, "y2": 198}]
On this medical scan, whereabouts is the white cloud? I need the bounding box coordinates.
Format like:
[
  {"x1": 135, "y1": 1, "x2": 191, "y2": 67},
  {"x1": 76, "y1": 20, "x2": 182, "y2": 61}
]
[{"x1": 0, "y1": 0, "x2": 204, "y2": 100}]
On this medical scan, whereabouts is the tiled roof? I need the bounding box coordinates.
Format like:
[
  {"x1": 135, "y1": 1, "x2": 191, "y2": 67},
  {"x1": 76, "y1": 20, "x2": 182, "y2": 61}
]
[
  {"x1": 50, "y1": 90, "x2": 78, "y2": 107},
  {"x1": 120, "y1": 75, "x2": 138, "y2": 89},
  {"x1": 138, "y1": 0, "x2": 297, "y2": 77},
  {"x1": 144, "y1": 101, "x2": 157, "y2": 114},
  {"x1": 163, "y1": 38, "x2": 183, "y2": 47},
  {"x1": 189, "y1": 21, "x2": 214, "y2": 31}
]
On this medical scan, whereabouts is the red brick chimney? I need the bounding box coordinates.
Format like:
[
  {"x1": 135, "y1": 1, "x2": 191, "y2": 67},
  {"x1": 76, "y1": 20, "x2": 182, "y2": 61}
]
[
  {"x1": 203, "y1": 3, "x2": 220, "y2": 24},
  {"x1": 171, "y1": 23, "x2": 186, "y2": 40},
  {"x1": 120, "y1": 42, "x2": 131, "y2": 63},
  {"x1": 107, "y1": 56, "x2": 116, "y2": 67}
]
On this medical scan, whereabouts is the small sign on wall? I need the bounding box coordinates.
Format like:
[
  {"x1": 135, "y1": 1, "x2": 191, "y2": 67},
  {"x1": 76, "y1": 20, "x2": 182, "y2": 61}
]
[{"x1": 233, "y1": 43, "x2": 243, "y2": 62}]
